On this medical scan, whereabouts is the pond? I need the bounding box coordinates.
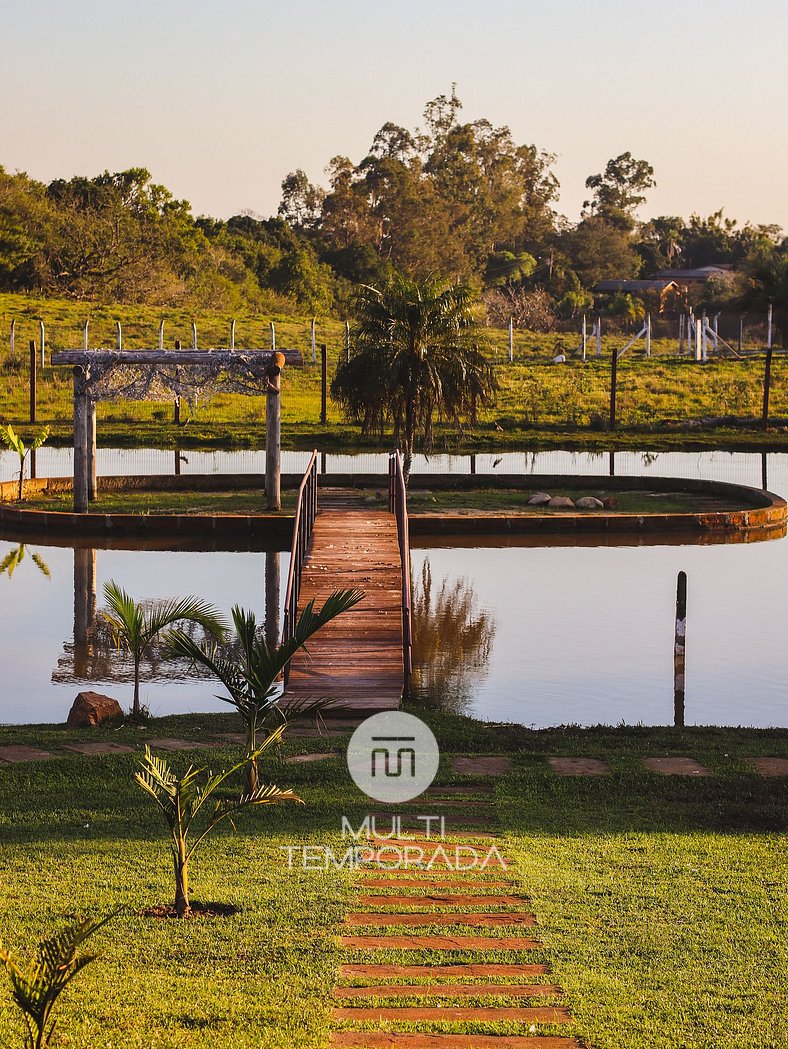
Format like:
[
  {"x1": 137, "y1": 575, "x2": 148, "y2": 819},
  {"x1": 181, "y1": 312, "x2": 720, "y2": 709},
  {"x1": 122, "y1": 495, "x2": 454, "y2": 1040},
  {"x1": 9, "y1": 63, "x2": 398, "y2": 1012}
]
[{"x1": 1, "y1": 447, "x2": 787, "y2": 728}]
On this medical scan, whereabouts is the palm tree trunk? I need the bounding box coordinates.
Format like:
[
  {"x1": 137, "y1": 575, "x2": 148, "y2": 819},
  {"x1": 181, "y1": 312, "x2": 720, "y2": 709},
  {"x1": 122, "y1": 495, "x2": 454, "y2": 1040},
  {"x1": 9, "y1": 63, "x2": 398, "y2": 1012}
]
[
  {"x1": 174, "y1": 847, "x2": 190, "y2": 918},
  {"x1": 133, "y1": 655, "x2": 141, "y2": 718},
  {"x1": 245, "y1": 724, "x2": 258, "y2": 794}
]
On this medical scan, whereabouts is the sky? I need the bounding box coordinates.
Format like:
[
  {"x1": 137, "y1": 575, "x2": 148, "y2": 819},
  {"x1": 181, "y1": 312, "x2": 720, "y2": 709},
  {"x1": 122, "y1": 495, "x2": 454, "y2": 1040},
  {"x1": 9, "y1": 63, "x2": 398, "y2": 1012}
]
[{"x1": 2, "y1": 0, "x2": 786, "y2": 230}]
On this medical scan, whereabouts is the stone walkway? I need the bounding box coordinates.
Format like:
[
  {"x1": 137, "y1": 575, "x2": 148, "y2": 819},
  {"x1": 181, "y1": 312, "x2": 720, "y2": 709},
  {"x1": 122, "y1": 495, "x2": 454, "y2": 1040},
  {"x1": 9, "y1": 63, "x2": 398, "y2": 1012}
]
[{"x1": 330, "y1": 766, "x2": 580, "y2": 1049}]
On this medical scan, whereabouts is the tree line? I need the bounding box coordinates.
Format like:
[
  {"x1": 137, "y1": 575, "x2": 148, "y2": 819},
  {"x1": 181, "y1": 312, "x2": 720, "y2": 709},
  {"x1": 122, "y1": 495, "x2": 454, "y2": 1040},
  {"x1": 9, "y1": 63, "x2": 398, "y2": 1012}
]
[{"x1": 1, "y1": 87, "x2": 786, "y2": 336}]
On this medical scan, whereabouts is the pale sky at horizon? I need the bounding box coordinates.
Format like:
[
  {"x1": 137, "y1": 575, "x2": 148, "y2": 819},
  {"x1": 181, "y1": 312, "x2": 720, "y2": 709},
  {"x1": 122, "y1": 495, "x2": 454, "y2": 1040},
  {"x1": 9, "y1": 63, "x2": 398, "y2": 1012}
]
[{"x1": 2, "y1": 0, "x2": 786, "y2": 231}]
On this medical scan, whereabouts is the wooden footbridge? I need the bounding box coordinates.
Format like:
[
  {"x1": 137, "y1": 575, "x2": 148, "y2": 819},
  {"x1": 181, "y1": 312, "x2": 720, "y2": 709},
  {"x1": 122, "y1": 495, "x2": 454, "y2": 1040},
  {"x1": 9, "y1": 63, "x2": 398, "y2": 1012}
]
[{"x1": 281, "y1": 452, "x2": 412, "y2": 717}]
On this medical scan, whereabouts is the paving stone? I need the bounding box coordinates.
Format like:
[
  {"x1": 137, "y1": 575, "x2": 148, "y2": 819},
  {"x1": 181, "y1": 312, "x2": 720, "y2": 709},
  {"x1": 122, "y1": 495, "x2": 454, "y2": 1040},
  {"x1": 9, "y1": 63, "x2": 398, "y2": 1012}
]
[
  {"x1": 285, "y1": 752, "x2": 340, "y2": 763},
  {"x1": 747, "y1": 756, "x2": 788, "y2": 777},
  {"x1": 144, "y1": 738, "x2": 215, "y2": 751},
  {"x1": 0, "y1": 745, "x2": 53, "y2": 763},
  {"x1": 642, "y1": 756, "x2": 709, "y2": 776},
  {"x1": 332, "y1": 1005, "x2": 570, "y2": 1022},
  {"x1": 344, "y1": 913, "x2": 535, "y2": 928},
  {"x1": 356, "y1": 895, "x2": 526, "y2": 908},
  {"x1": 331, "y1": 1035, "x2": 580, "y2": 1047},
  {"x1": 340, "y1": 963, "x2": 550, "y2": 980},
  {"x1": 334, "y1": 983, "x2": 562, "y2": 998},
  {"x1": 548, "y1": 757, "x2": 611, "y2": 776},
  {"x1": 340, "y1": 936, "x2": 541, "y2": 950},
  {"x1": 451, "y1": 756, "x2": 511, "y2": 777},
  {"x1": 62, "y1": 742, "x2": 135, "y2": 756}
]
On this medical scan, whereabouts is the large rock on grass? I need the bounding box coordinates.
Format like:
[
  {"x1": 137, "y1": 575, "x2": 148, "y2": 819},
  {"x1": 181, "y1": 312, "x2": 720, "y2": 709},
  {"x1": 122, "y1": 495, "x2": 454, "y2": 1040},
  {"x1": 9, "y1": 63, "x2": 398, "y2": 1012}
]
[
  {"x1": 548, "y1": 496, "x2": 575, "y2": 509},
  {"x1": 576, "y1": 496, "x2": 604, "y2": 510},
  {"x1": 528, "y1": 492, "x2": 552, "y2": 506},
  {"x1": 67, "y1": 691, "x2": 123, "y2": 728}
]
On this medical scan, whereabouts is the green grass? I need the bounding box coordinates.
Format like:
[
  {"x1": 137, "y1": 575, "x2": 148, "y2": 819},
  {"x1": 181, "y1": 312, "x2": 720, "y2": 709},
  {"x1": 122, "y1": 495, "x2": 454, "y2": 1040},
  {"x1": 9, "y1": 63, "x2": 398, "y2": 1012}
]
[
  {"x1": 2, "y1": 292, "x2": 788, "y2": 452},
  {"x1": 19, "y1": 488, "x2": 298, "y2": 515},
  {"x1": 0, "y1": 710, "x2": 785, "y2": 1047}
]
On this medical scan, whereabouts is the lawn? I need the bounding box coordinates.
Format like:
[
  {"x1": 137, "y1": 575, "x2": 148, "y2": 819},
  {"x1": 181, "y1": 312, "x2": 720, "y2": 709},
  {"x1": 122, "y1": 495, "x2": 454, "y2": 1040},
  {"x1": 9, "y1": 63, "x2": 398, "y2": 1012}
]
[{"x1": 0, "y1": 710, "x2": 785, "y2": 1048}]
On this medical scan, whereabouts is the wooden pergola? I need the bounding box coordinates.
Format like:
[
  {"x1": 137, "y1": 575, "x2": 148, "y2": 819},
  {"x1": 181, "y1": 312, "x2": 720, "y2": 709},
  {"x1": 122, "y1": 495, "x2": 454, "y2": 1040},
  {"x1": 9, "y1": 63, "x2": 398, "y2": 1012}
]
[{"x1": 51, "y1": 349, "x2": 302, "y2": 513}]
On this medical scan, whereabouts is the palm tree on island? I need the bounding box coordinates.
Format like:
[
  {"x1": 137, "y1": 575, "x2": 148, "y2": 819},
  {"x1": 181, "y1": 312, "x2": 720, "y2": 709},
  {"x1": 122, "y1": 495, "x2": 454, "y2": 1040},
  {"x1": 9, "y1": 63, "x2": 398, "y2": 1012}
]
[{"x1": 332, "y1": 272, "x2": 497, "y2": 477}]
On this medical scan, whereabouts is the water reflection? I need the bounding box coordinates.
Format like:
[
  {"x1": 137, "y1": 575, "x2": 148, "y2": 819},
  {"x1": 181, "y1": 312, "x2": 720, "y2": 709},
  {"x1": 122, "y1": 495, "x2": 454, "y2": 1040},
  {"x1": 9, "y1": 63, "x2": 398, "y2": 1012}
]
[
  {"x1": 0, "y1": 545, "x2": 51, "y2": 580},
  {"x1": 411, "y1": 560, "x2": 495, "y2": 713}
]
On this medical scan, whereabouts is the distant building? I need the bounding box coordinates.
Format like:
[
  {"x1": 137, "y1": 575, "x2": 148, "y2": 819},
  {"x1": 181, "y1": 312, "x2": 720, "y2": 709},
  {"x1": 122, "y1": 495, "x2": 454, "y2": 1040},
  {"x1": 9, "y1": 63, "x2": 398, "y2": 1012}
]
[
  {"x1": 593, "y1": 278, "x2": 679, "y2": 312},
  {"x1": 654, "y1": 265, "x2": 736, "y2": 286}
]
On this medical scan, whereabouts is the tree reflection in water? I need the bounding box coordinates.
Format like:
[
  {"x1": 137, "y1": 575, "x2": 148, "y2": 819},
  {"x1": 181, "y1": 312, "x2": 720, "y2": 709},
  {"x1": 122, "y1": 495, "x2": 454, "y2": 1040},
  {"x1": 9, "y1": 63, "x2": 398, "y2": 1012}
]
[{"x1": 410, "y1": 560, "x2": 495, "y2": 713}]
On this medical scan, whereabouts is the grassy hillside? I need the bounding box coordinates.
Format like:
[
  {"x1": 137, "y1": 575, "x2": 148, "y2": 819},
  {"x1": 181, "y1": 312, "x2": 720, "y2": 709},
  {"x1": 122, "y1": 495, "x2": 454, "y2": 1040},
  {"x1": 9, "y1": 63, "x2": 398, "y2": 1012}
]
[{"x1": 2, "y1": 292, "x2": 787, "y2": 451}]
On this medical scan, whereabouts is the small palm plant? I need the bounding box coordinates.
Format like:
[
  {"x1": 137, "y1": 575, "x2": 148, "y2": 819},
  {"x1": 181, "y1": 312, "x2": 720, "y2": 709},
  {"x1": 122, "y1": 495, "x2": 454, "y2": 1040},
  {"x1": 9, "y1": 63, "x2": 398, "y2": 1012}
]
[
  {"x1": 101, "y1": 580, "x2": 226, "y2": 719},
  {"x1": 0, "y1": 424, "x2": 51, "y2": 501},
  {"x1": 0, "y1": 913, "x2": 115, "y2": 1049},
  {"x1": 0, "y1": 545, "x2": 51, "y2": 579},
  {"x1": 136, "y1": 729, "x2": 300, "y2": 918},
  {"x1": 169, "y1": 589, "x2": 363, "y2": 792}
]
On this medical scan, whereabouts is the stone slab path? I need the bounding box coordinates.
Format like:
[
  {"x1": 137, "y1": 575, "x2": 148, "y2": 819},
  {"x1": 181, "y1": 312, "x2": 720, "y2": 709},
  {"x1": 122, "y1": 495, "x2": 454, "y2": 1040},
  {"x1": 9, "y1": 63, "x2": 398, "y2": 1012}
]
[{"x1": 330, "y1": 778, "x2": 579, "y2": 1048}]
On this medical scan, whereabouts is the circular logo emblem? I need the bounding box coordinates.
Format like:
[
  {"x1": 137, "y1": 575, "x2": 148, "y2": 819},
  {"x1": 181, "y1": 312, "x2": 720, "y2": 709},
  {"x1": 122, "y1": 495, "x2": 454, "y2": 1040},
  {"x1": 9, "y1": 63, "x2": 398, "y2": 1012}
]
[{"x1": 347, "y1": 711, "x2": 440, "y2": 803}]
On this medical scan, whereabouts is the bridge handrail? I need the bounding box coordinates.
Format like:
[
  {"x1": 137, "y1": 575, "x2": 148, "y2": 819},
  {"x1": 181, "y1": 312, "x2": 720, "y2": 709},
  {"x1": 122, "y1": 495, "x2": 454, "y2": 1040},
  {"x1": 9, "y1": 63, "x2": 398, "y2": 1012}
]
[
  {"x1": 282, "y1": 448, "x2": 318, "y2": 684},
  {"x1": 388, "y1": 451, "x2": 413, "y2": 685}
]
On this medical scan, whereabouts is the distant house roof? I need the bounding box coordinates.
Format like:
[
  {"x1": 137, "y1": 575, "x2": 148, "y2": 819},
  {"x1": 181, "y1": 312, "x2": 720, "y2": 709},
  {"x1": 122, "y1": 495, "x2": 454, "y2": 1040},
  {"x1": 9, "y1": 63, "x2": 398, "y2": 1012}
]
[
  {"x1": 593, "y1": 279, "x2": 678, "y2": 294},
  {"x1": 654, "y1": 266, "x2": 735, "y2": 283}
]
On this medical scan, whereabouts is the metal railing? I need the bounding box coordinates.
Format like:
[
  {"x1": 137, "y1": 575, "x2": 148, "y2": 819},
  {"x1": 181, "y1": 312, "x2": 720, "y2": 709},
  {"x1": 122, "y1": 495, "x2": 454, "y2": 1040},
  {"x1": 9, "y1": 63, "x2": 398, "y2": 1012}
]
[
  {"x1": 282, "y1": 449, "x2": 319, "y2": 685},
  {"x1": 388, "y1": 450, "x2": 413, "y2": 688}
]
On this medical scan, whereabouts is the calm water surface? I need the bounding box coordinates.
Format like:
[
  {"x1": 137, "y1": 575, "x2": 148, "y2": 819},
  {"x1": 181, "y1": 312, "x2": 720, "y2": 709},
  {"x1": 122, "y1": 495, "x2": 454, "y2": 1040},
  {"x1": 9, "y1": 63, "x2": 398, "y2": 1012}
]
[{"x1": 1, "y1": 447, "x2": 787, "y2": 727}]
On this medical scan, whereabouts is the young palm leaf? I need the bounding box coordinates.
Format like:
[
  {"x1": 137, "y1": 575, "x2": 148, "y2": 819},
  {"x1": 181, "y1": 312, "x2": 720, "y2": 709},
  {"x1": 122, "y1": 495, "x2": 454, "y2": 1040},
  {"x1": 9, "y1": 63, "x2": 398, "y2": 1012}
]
[
  {"x1": 168, "y1": 588, "x2": 363, "y2": 790},
  {"x1": 101, "y1": 580, "x2": 227, "y2": 718},
  {"x1": 0, "y1": 424, "x2": 51, "y2": 500},
  {"x1": 136, "y1": 727, "x2": 300, "y2": 917},
  {"x1": 0, "y1": 912, "x2": 116, "y2": 1049}
]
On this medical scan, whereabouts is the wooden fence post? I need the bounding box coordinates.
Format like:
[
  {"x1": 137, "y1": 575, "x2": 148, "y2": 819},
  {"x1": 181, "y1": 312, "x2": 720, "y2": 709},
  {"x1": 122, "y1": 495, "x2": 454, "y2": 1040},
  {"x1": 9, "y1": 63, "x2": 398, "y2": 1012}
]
[
  {"x1": 311, "y1": 317, "x2": 316, "y2": 364},
  {"x1": 762, "y1": 342, "x2": 773, "y2": 430},
  {"x1": 29, "y1": 341, "x2": 37, "y2": 423},
  {"x1": 264, "y1": 551, "x2": 281, "y2": 652},
  {"x1": 116, "y1": 321, "x2": 122, "y2": 350},
  {"x1": 270, "y1": 321, "x2": 276, "y2": 352},
  {"x1": 192, "y1": 322, "x2": 197, "y2": 350},
  {"x1": 508, "y1": 317, "x2": 514, "y2": 363},
  {"x1": 581, "y1": 314, "x2": 587, "y2": 362},
  {"x1": 9, "y1": 318, "x2": 15, "y2": 359},
  {"x1": 230, "y1": 318, "x2": 235, "y2": 350},
  {"x1": 609, "y1": 347, "x2": 618, "y2": 430},
  {"x1": 39, "y1": 320, "x2": 45, "y2": 367},
  {"x1": 174, "y1": 339, "x2": 181, "y2": 425},
  {"x1": 83, "y1": 319, "x2": 89, "y2": 351},
  {"x1": 674, "y1": 570, "x2": 687, "y2": 728},
  {"x1": 345, "y1": 320, "x2": 350, "y2": 363},
  {"x1": 158, "y1": 320, "x2": 165, "y2": 350},
  {"x1": 88, "y1": 401, "x2": 97, "y2": 502},
  {"x1": 738, "y1": 316, "x2": 744, "y2": 354},
  {"x1": 320, "y1": 343, "x2": 327, "y2": 424}
]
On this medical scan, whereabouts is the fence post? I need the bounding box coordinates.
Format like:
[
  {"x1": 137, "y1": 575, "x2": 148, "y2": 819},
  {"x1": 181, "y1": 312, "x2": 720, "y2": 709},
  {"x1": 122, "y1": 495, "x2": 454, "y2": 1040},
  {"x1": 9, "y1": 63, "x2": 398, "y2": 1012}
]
[
  {"x1": 345, "y1": 320, "x2": 350, "y2": 363},
  {"x1": 270, "y1": 321, "x2": 276, "y2": 352},
  {"x1": 39, "y1": 320, "x2": 45, "y2": 367},
  {"x1": 581, "y1": 314, "x2": 586, "y2": 362},
  {"x1": 192, "y1": 322, "x2": 197, "y2": 350},
  {"x1": 83, "y1": 319, "x2": 89, "y2": 351},
  {"x1": 595, "y1": 316, "x2": 602, "y2": 357},
  {"x1": 645, "y1": 314, "x2": 651, "y2": 357},
  {"x1": 674, "y1": 570, "x2": 687, "y2": 728},
  {"x1": 608, "y1": 347, "x2": 618, "y2": 430},
  {"x1": 320, "y1": 343, "x2": 327, "y2": 424},
  {"x1": 9, "y1": 318, "x2": 15, "y2": 359},
  {"x1": 678, "y1": 314, "x2": 684, "y2": 355},
  {"x1": 311, "y1": 317, "x2": 316, "y2": 364},
  {"x1": 762, "y1": 342, "x2": 773, "y2": 430},
  {"x1": 767, "y1": 304, "x2": 773, "y2": 351},
  {"x1": 158, "y1": 320, "x2": 165, "y2": 350},
  {"x1": 174, "y1": 339, "x2": 181, "y2": 425},
  {"x1": 29, "y1": 341, "x2": 37, "y2": 423},
  {"x1": 230, "y1": 318, "x2": 236, "y2": 350},
  {"x1": 508, "y1": 317, "x2": 514, "y2": 363},
  {"x1": 738, "y1": 316, "x2": 744, "y2": 354}
]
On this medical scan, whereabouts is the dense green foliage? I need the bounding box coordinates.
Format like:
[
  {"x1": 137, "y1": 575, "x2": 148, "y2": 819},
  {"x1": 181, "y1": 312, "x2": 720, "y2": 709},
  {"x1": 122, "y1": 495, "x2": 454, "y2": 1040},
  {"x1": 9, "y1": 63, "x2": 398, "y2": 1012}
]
[{"x1": 3, "y1": 89, "x2": 787, "y2": 333}]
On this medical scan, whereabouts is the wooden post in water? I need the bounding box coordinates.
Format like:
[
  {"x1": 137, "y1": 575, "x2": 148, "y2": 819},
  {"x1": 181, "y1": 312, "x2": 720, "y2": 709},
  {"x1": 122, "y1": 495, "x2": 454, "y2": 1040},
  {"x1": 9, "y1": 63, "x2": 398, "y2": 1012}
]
[
  {"x1": 470, "y1": 453, "x2": 477, "y2": 475},
  {"x1": 73, "y1": 547, "x2": 97, "y2": 677},
  {"x1": 608, "y1": 450, "x2": 615, "y2": 476},
  {"x1": 320, "y1": 343, "x2": 327, "y2": 424},
  {"x1": 266, "y1": 354, "x2": 283, "y2": 510},
  {"x1": 761, "y1": 451, "x2": 768, "y2": 492},
  {"x1": 674, "y1": 570, "x2": 687, "y2": 728},
  {"x1": 29, "y1": 341, "x2": 37, "y2": 423},
  {"x1": 609, "y1": 347, "x2": 618, "y2": 430},
  {"x1": 73, "y1": 366, "x2": 90, "y2": 513},
  {"x1": 762, "y1": 342, "x2": 773, "y2": 430},
  {"x1": 264, "y1": 551, "x2": 281, "y2": 653}
]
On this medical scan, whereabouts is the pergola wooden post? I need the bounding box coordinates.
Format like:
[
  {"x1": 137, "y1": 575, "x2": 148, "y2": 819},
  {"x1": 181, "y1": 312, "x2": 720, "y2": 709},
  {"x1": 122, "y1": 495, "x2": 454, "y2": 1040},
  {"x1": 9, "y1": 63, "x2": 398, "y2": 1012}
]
[
  {"x1": 73, "y1": 367, "x2": 90, "y2": 513},
  {"x1": 53, "y1": 348, "x2": 302, "y2": 514}
]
